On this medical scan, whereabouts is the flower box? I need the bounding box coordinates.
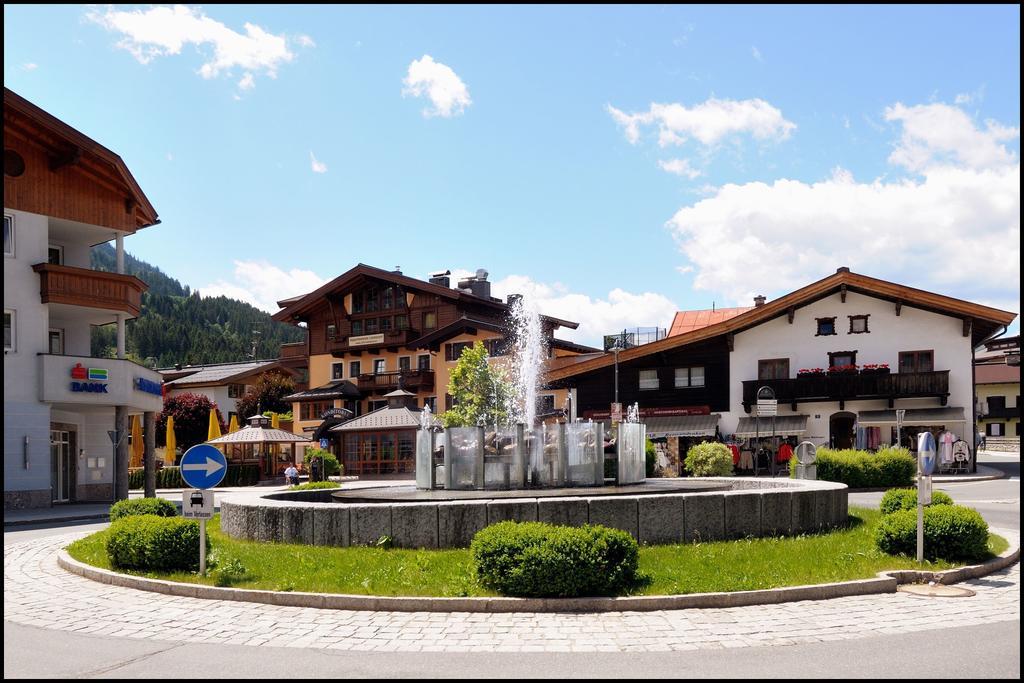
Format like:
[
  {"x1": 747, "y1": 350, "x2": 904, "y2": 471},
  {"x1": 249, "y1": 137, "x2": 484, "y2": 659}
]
[
  {"x1": 797, "y1": 368, "x2": 825, "y2": 377},
  {"x1": 827, "y1": 365, "x2": 859, "y2": 376},
  {"x1": 860, "y1": 364, "x2": 891, "y2": 375}
]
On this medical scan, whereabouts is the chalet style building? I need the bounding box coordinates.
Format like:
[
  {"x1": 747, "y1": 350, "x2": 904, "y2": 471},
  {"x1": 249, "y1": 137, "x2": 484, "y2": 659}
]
[
  {"x1": 974, "y1": 334, "x2": 1020, "y2": 448},
  {"x1": 4, "y1": 88, "x2": 164, "y2": 509},
  {"x1": 159, "y1": 358, "x2": 299, "y2": 425},
  {"x1": 547, "y1": 268, "x2": 1017, "y2": 473},
  {"x1": 273, "y1": 264, "x2": 593, "y2": 475}
]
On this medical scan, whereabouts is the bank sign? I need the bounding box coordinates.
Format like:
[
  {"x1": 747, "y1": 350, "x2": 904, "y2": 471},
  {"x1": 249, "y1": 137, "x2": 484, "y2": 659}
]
[{"x1": 70, "y1": 363, "x2": 109, "y2": 393}]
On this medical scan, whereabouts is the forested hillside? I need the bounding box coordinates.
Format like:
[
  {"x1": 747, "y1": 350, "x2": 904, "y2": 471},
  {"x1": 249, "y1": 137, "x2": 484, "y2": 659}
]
[{"x1": 90, "y1": 243, "x2": 305, "y2": 367}]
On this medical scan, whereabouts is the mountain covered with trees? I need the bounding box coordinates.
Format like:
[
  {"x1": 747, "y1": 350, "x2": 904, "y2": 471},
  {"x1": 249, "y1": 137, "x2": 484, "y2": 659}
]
[{"x1": 90, "y1": 243, "x2": 304, "y2": 367}]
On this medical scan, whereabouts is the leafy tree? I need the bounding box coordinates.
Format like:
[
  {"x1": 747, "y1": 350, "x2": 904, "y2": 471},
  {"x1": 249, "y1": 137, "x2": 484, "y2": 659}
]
[
  {"x1": 156, "y1": 393, "x2": 226, "y2": 451},
  {"x1": 441, "y1": 341, "x2": 514, "y2": 428},
  {"x1": 236, "y1": 372, "x2": 296, "y2": 421}
]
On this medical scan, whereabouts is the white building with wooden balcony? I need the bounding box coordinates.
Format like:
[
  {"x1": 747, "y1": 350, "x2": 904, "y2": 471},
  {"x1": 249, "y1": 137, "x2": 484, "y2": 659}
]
[{"x1": 4, "y1": 88, "x2": 164, "y2": 509}]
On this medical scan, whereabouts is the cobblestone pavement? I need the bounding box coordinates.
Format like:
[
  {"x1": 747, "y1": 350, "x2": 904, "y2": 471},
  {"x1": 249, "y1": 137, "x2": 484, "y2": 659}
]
[{"x1": 4, "y1": 533, "x2": 1019, "y2": 654}]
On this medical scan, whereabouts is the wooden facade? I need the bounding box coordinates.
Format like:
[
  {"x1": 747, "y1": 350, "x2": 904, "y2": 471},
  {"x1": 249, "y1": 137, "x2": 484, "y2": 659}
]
[{"x1": 32, "y1": 263, "x2": 147, "y2": 316}]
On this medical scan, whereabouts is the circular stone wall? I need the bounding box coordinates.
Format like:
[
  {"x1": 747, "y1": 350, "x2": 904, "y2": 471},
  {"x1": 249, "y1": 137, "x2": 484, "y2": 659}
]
[{"x1": 220, "y1": 478, "x2": 848, "y2": 549}]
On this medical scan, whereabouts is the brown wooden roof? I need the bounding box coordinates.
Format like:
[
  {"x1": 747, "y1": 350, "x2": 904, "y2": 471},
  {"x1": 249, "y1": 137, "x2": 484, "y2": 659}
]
[
  {"x1": 546, "y1": 267, "x2": 1018, "y2": 382},
  {"x1": 4, "y1": 87, "x2": 159, "y2": 230}
]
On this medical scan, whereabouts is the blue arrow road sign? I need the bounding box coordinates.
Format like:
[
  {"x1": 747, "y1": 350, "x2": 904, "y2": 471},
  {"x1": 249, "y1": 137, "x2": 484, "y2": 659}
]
[
  {"x1": 917, "y1": 431, "x2": 937, "y2": 476},
  {"x1": 179, "y1": 444, "x2": 228, "y2": 489}
]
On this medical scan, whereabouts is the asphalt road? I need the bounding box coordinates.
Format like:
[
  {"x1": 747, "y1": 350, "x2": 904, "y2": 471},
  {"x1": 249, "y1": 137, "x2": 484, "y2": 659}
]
[{"x1": 4, "y1": 453, "x2": 1020, "y2": 679}]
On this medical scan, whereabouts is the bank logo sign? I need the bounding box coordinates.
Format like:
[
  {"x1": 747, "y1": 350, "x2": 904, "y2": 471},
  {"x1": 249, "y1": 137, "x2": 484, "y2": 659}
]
[{"x1": 71, "y1": 363, "x2": 109, "y2": 393}]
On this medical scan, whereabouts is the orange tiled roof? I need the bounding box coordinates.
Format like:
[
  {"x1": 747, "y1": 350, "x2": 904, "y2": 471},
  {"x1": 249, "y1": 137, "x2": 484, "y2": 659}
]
[{"x1": 669, "y1": 307, "x2": 754, "y2": 336}]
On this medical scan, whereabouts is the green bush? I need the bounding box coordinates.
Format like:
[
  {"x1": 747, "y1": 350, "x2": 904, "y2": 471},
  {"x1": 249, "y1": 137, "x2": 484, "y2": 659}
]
[
  {"x1": 288, "y1": 481, "x2": 340, "y2": 491},
  {"x1": 793, "y1": 447, "x2": 915, "y2": 488},
  {"x1": 109, "y1": 497, "x2": 177, "y2": 522},
  {"x1": 304, "y1": 448, "x2": 341, "y2": 477},
  {"x1": 106, "y1": 515, "x2": 210, "y2": 571},
  {"x1": 211, "y1": 556, "x2": 249, "y2": 587},
  {"x1": 683, "y1": 441, "x2": 734, "y2": 477},
  {"x1": 875, "y1": 504, "x2": 990, "y2": 561},
  {"x1": 471, "y1": 521, "x2": 641, "y2": 598},
  {"x1": 879, "y1": 488, "x2": 955, "y2": 515},
  {"x1": 128, "y1": 464, "x2": 260, "y2": 490},
  {"x1": 645, "y1": 439, "x2": 658, "y2": 477},
  {"x1": 128, "y1": 468, "x2": 145, "y2": 490}
]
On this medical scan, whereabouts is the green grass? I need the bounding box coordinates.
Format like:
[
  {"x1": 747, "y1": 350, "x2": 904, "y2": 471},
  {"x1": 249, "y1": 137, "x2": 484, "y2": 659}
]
[{"x1": 66, "y1": 507, "x2": 1008, "y2": 597}]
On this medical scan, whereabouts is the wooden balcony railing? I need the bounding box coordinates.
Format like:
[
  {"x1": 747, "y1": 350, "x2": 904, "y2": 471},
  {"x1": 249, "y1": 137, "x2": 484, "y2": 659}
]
[
  {"x1": 279, "y1": 342, "x2": 306, "y2": 359},
  {"x1": 742, "y1": 370, "x2": 950, "y2": 412},
  {"x1": 32, "y1": 263, "x2": 147, "y2": 317},
  {"x1": 357, "y1": 369, "x2": 434, "y2": 392},
  {"x1": 329, "y1": 328, "x2": 416, "y2": 352}
]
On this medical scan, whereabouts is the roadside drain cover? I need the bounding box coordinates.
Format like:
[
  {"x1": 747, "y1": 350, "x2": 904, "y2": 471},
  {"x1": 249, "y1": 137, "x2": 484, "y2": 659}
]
[{"x1": 898, "y1": 583, "x2": 976, "y2": 598}]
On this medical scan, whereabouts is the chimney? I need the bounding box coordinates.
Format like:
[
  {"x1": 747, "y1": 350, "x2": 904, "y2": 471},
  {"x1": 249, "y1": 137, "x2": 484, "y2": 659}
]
[
  {"x1": 174, "y1": 363, "x2": 182, "y2": 371},
  {"x1": 753, "y1": 295, "x2": 766, "y2": 307},
  {"x1": 457, "y1": 268, "x2": 491, "y2": 299},
  {"x1": 428, "y1": 270, "x2": 451, "y2": 288}
]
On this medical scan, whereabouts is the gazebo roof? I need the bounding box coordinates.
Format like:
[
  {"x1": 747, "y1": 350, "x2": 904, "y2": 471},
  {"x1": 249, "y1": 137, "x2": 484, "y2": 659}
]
[{"x1": 207, "y1": 426, "x2": 311, "y2": 444}]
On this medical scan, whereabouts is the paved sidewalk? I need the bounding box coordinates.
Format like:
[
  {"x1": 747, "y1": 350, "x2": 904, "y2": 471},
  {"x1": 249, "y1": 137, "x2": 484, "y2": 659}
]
[{"x1": 4, "y1": 533, "x2": 1019, "y2": 653}]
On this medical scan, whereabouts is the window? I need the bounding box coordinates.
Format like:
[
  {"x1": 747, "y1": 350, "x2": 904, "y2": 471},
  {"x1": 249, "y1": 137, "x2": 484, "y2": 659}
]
[
  {"x1": 366, "y1": 287, "x2": 379, "y2": 312},
  {"x1": 758, "y1": 359, "x2": 789, "y2": 380},
  {"x1": 326, "y1": 323, "x2": 337, "y2": 340},
  {"x1": 300, "y1": 401, "x2": 333, "y2": 421},
  {"x1": 639, "y1": 369, "x2": 659, "y2": 390},
  {"x1": 396, "y1": 314, "x2": 409, "y2": 330},
  {"x1": 675, "y1": 366, "x2": 705, "y2": 388},
  {"x1": 5, "y1": 310, "x2": 15, "y2": 351},
  {"x1": 483, "y1": 338, "x2": 508, "y2": 357},
  {"x1": 417, "y1": 354, "x2": 431, "y2": 370},
  {"x1": 828, "y1": 351, "x2": 857, "y2": 368},
  {"x1": 537, "y1": 395, "x2": 555, "y2": 415},
  {"x1": 423, "y1": 396, "x2": 437, "y2": 411},
  {"x1": 986, "y1": 396, "x2": 1006, "y2": 414},
  {"x1": 424, "y1": 311, "x2": 437, "y2": 329},
  {"x1": 848, "y1": 314, "x2": 870, "y2": 334},
  {"x1": 332, "y1": 362, "x2": 344, "y2": 380},
  {"x1": 349, "y1": 360, "x2": 361, "y2": 378},
  {"x1": 446, "y1": 341, "x2": 473, "y2": 362},
  {"x1": 383, "y1": 287, "x2": 394, "y2": 310},
  {"x1": 398, "y1": 356, "x2": 411, "y2": 372},
  {"x1": 899, "y1": 350, "x2": 934, "y2": 373},
  {"x1": 379, "y1": 316, "x2": 392, "y2": 332},
  {"x1": 352, "y1": 320, "x2": 363, "y2": 336},
  {"x1": 373, "y1": 358, "x2": 386, "y2": 374},
  {"x1": 353, "y1": 295, "x2": 364, "y2": 314},
  {"x1": 227, "y1": 383, "x2": 245, "y2": 398},
  {"x1": 365, "y1": 318, "x2": 379, "y2": 333},
  {"x1": 816, "y1": 317, "x2": 837, "y2": 336},
  {"x1": 48, "y1": 245, "x2": 63, "y2": 265},
  {"x1": 3, "y1": 215, "x2": 13, "y2": 257},
  {"x1": 48, "y1": 329, "x2": 64, "y2": 355},
  {"x1": 987, "y1": 422, "x2": 1004, "y2": 437}
]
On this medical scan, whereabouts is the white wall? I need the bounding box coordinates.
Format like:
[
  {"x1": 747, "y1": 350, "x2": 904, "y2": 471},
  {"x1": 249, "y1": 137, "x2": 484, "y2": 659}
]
[
  {"x1": 722, "y1": 291, "x2": 974, "y2": 439},
  {"x1": 167, "y1": 386, "x2": 239, "y2": 418}
]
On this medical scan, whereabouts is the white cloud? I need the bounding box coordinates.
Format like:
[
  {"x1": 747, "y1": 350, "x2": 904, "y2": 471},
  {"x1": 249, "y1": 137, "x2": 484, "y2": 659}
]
[
  {"x1": 22, "y1": 62, "x2": 38, "y2": 71},
  {"x1": 954, "y1": 85, "x2": 985, "y2": 106},
  {"x1": 297, "y1": 34, "x2": 316, "y2": 48},
  {"x1": 607, "y1": 97, "x2": 796, "y2": 148},
  {"x1": 666, "y1": 103, "x2": 1020, "y2": 311},
  {"x1": 402, "y1": 54, "x2": 471, "y2": 118},
  {"x1": 309, "y1": 151, "x2": 328, "y2": 173},
  {"x1": 751, "y1": 46, "x2": 763, "y2": 62},
  {"x1": 237, "y1": 72, "x2": 255, "y2": 90},
  {"x1": 658, "y1": 158, "x2": 702, "y2": 179},
  {"x1": 166, "y1": 152, "x2": 174, "y2": 161},
  {"x1": 884, "y1": 102, "x2": 1018, "y2": 172},
  {"x1": 87, "y1": 5, "x2": 297, "y2": 88},
  {"x1": 200, "y1": 261, "x2": 329, "y2": 313}
]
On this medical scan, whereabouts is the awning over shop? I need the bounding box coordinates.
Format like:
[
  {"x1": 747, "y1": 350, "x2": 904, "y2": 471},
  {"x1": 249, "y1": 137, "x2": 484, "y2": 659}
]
[
  {"x1": 644, "y1": 414, "x2": 721, "y2": 438},
  {"x1": 856, "y1": 407, "x2": 966, "y2": 427},
  {"x1": 734, "y1": 414, "x2": 809, "y2": 438}
]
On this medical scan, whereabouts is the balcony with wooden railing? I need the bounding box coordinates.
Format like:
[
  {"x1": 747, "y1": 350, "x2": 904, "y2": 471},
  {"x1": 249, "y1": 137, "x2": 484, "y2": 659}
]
[
  {"x1": 329, "y1": 328, "x2": 418, "y2": 353},
  {"x1": 742, "y1": 370, "x2": 950, "y2": 412},
  {"x1": 279, "y1": 341, "x2": 306, "y2": 360},
  {"x1": 357, "y1": 369, "x2": 434, "y2": 393},
  {"x1": 32, "y1": 263, "x2": 147, "y2": 317}
]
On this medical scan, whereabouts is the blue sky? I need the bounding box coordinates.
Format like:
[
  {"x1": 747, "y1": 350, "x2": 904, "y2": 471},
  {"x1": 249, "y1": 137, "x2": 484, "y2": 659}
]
[{"x1": 4, "y1": 4, "x2": 1020, "y2": 343}]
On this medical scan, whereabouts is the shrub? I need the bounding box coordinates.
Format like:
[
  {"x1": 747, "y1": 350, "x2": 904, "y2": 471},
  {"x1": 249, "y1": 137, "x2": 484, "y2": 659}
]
[
  {"x1": 875, "y1": 504, "x2": 990, "y2": 561},
  {"x1": 879, "y1": 488, "x2": 955, "y2": 515},
  {"x1": 795, "y1": 447, "x2": 915, "y2": 488},
  {"x1": 106, "y1": 515, "x2": 210, "y2": 571},
  {"x1": 211, "y1": 556, "x2": 249, "y2": 587},
  {"x1": 645, "y1": 439, "x2": 658, "y2": 477},
  {"x1": 109, "y1": 497, "x2": 177, "y2": 522},
  {"x1": 471, "y1": 521, "x2": 640, "y2": 597},
  {"x1": 288, "y1": 481, "x2": 340, "y2": 491},
  {"x1": 304, "y1": 448, "x2": 341, "y2": 477},
  {"x1": 156, "y1": 393, "x2": 226, "y2": 451},
  {"x1": 128, "y1": 468, "x2": 145, "y2": 490},
  {"x1": 131, "y1": 464, "x2": 259, "y2": 489},
  {"x1": 683, "y1": 441, "x2": 734, "y2": 477}
]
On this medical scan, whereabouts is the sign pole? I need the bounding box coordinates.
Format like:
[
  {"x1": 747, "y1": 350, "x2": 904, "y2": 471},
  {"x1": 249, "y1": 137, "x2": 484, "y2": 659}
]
[
  {"x1": 200, "y1": 518, "x2": 207, "y2": 576},
  {"x1": 916, "y1": 455, "x2": 923, "y2": 563}
]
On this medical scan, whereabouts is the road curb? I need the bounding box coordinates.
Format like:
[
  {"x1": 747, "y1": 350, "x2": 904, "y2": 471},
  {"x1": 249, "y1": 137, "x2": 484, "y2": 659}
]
[
  {"x1": 5, "y1": 513, "x2": 110, "y2": 528},
  {"x1": 57, "y1": 528, "x2": 1018, "y2": 614}
]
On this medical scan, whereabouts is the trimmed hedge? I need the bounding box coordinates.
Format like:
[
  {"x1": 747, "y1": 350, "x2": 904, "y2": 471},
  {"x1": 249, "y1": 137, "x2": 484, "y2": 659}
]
[
  {"x1": 288, "y1": 481, "x2": 340, "y2": 491},
  {"x1": 471, "y1": 521, "x2": 640, "y2": 597},
  {"x1": 791, "y1": 446, "x2": 915, "y2": 488},
  {"x1": 304, "y1": 448, "x2": 342, "y2": 477},
  {"x1": 879, "y1": 488, "x2": 955, "y2": 515},
  {"x1": 109, "y1": 497, "x2": 177, "y2": 522},
  {"x1": 684, "y1": 441, "x2": 734, "y2": 477},
  {"x1": 106, "y1": 515, "x2": 210, "y2": 571},
  {"x1": 128, "y1": 464, "x2": 261, "y2": 490},
  {"x1": 875, "y1": 504, "x2": 990, "y2": 561}
]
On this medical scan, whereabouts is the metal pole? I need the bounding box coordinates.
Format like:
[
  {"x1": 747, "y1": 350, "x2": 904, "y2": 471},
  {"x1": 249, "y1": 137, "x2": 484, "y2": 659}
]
[
  {"x1": 916, "y1": 455, "x2": 923, "y2": 563},
  {"x1": 613, "y1": 346, "x2": 619, "y2": 407},
  {"x1": 200, "y1": 518, "x2": 207, "y2": 576}
]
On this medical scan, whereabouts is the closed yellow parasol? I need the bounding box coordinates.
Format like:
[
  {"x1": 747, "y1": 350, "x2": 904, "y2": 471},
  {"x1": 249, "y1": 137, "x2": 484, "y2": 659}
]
[
  {"x1": 228, "y1": 414, "x2": 240, "y2": 433},
  {"x1": 208, "y1": 408, "x2": 222, "y2": 441},
  {"x1": 165, "y1": 415, "x2": 177, "y2": 465},
  {"x1": 130, "y1": 414, "x2": 143, "y2": 468}
]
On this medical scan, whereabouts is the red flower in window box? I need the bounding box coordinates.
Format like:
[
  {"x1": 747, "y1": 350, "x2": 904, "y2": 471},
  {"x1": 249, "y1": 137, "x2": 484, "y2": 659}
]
[
  {"x1": 797, "y1": 368, "x2": 825, "y2": 376},
  {"x1": 860, "y1": 363, "x2": 890, "y2": 375},
  {"x1": 827, "y1": 364, "x2": 859, "y2": 375}
]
